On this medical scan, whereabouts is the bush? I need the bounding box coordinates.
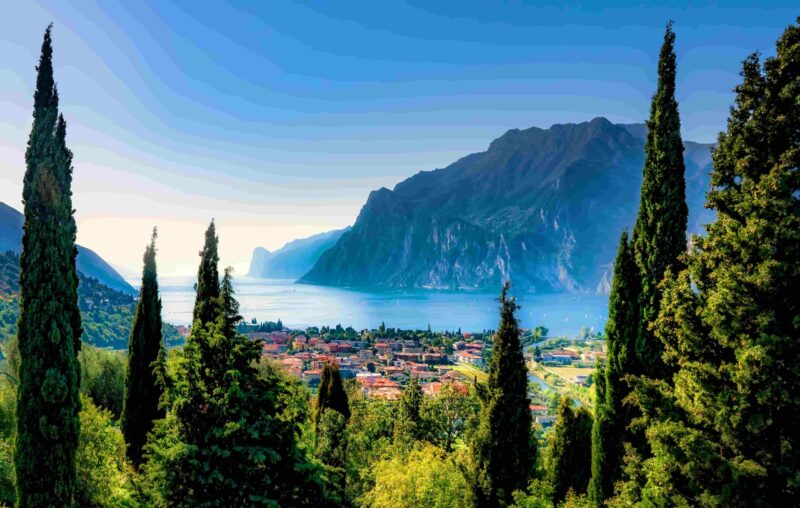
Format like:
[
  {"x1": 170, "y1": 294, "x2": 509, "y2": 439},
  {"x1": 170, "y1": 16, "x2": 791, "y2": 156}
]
[
  {"x1": 364, "y1": 445, "x2": 472, "y2": 508},
  {"x1": 75, "y1": 395, "x2": 136, "y2": 507},
  {"x1": 80, "y1": 345, "x2": 127, "y2": 419}
]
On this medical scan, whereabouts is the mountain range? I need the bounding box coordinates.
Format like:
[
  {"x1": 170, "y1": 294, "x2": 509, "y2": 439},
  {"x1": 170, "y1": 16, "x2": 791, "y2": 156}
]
[
  {"x1": 0, "y1": 202, "x2": 135, "y2": 295},
  {"x1": 299, "y1": 117, "x2": 714, "y2": 293},
  {"x1": 248, "y1": 227, "x2": 350, "y2": 279}
]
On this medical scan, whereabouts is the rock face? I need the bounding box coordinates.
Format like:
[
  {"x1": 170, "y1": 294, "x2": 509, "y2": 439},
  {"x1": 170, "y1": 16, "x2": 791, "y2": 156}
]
[
  {"x1": 301, "y1": 117, "x2": 713, "y2": 293},
  {"x1": 247, "y1": 227, "x2": 350, "y2": 279},
  {"x1": 0, "y1": 201, "x2": 135, "y2": 294}
]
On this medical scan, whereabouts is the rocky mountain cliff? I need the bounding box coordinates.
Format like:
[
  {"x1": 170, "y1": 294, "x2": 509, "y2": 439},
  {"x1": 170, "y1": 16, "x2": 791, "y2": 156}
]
[
  {"x1": 248, "y1": 227, "x2": 350, "y2": 279},
  {"x1": 301, "y1": 117, "x2": 713, "y2": 293}
]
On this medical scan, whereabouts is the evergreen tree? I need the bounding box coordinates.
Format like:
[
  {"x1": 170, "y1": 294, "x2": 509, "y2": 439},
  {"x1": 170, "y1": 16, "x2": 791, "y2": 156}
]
[
  {"x1": 631, "y1": 20, "x2": 800, "y2": 507},
  {"x1": 147, "y1": 225, "x2": 327, "y2": 506},
  {"x1": 315, "y1": 361, "x2": 350, "y2": 432},
  {"x1": 192, "y1": 219, "x2": 220, "y2": 326},
  {"x1": 121, "y1": 228, "x2": 165, "y2": 466},
  {"x1": 588, "y1": 231, "x2": 639, "y2": 506},
  {"x1": 470, "y1": 282, "x2": 534, "y2": 507},
  {"x1": 632, "y1": 21, "x2": 689, "y2": 380},
  {"x1": 15, "y1": 25, "x2": 83, "y2": 508},
  {"x1": 547, "y1": 397, "x2": 592, "y2": 506}
]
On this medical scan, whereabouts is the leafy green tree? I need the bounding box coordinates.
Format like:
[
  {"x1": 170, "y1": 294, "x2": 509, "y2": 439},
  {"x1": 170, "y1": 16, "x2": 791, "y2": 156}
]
[
  {"x1": 79, "y1": 345, "x2": 126, "y2": 419},
  {"x1": 15, "y1": 25, "x2": 83, "y2": 507},
  {"x1": 364, "y1": 445, "x2": 473, "y2": 508},
  {"x1": 470, "y1": 282, "x2": 535, "y2": 506},
  {"x1": 315, "y1": 361, "x2": 350, "y2": 432},
  {"x1": 316, "y1": 409, "x2": 348, "y2": 505},
  {"x1": 75, "y1": 396, "x2": 135, "y2": 507},
  {"x1": 422, "y1": 382, "x2": 478, "y2": 452},
  {"x1": 628, "y1": 20, "x2": 800, "y2": 507},
  {"x1": 547, "y1": 397, "x2": 592, "y2": 506},
  {"x1": 588, "y1": 231, "x2": 639, "y2": 506},
  {"x1": 631, "y1": 21, "x2": 688, "y2": 380},
  {"x1": 394, "y1": 375, "x2": 424, "y2": 446},
  {"x1": 121, "y1": 229, "x2": 165, "y2": 466},
  {"x1": 343, "y1": 392, "x2": 395, "y2": 504}
]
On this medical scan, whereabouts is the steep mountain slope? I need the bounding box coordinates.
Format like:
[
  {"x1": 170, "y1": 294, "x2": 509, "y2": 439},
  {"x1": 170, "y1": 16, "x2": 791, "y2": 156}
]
[
  {"x1": 0, "y1": 202, "x2": 135, "y2": 294},
  {"x1": 0, "y1": 251, "x2": 181, "y2": 349},
  {"x1": 302, "y1": 118, "x2": 713, "y2": 293},
  {"x1": 248, "y1": 227, "x2": 350, "y2": 279}
]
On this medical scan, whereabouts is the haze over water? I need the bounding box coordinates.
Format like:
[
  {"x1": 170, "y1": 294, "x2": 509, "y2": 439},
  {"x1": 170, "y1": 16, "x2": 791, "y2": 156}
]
[{"x1": 153, "y1": 277, "x2": 608, "y2": 336}]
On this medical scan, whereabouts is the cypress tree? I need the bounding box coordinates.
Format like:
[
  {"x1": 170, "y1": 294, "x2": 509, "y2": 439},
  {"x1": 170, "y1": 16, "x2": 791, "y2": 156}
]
[
  {"x1": 548, "y1": 397, "x2": 592, "y2": 506},
  {"x1": 633, "y1": 20, "x2": 800, "y2": 506},
  {"x1": 588, "y1": 231, "x2": 639, "y2": 506},
  {"x1": 315, "y1": 361, "x2": 350, "y2": 432},
  {"x1": 192, "y1": 219, "x2": 220, "y2": 326},
  {"x1": 632, "y1": 21, "x2": 689, "y2": 380},
  {"x1": 470, "y1": 282, "x2": 534, "y2": 507},
  {"x1": 151, "y1": 226, "x2": 327, "y2": 506},
  {"x1": 15, "y1": 25, "x2": 82, "y2": 507},
  {"x1": 315, "y1": 362, "x2": 350, "y2": 504},
  {"x1": 121, "y1": 228, "x2": 165, "y2": 466}
]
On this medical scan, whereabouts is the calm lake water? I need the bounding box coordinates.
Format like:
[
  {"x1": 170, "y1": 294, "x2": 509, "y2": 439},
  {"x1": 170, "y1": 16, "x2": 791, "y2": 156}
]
[{"x1": 154, "y1": 277, "x2": 609, "y2": 337}]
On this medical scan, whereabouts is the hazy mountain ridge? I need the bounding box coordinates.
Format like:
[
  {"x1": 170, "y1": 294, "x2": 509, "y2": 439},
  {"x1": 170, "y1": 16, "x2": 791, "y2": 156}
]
[
  {"x1": 248, "y1": 227, "x2": 350, "y2": 279},
  {"x1": 0, "y1": 202, "x2": 136, "y2": 295},
  {"x1": 301, "y1": 117, "x2": 714, "y2": 293}
]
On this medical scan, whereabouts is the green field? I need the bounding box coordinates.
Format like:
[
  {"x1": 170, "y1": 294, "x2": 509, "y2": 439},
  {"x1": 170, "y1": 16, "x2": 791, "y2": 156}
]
[
  {"x1": 451, "y1": 364, "x2": 489, "y2": 383},
  {"x1": 544, "y1": 366, "x2": 595, "y2": 382}
]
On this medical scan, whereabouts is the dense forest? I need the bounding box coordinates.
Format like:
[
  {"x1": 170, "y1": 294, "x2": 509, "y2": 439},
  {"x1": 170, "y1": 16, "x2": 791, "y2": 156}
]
[{"x1": 0, "y1": 18, "x2": 798, "y2": 508}]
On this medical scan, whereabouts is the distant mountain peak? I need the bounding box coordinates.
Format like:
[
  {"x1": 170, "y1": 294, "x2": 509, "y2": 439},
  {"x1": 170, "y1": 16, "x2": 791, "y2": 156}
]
[{"x1": 302, "y1": 119, "x2": 712, "y2": 293}]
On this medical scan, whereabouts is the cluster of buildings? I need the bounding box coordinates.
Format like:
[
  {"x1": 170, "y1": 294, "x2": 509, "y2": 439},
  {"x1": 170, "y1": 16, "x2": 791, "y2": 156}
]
[{"x1": 251, "y1": 330, "x2": 486, "y2": 400}]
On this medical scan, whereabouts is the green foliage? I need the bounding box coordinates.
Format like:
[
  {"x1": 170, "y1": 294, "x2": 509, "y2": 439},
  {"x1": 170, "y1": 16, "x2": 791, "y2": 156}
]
[
  {"x1": 470, "y1": 282, "x2": 536, "y2": 506},
  {"x1": 75, "y1": 395, "x2": 136, "y2": 507},
  {"x1": 316, "y1": 409, "x2": 348, "y2": 505},
  {"x1": 315, "y1": 361, "x2": 350, "y2": 432},
  {"x1": 122, "y1": 230, "x2": 165, "y2": 466},
  {"x1": 394, "y1": 376, "x2": 425, "y2": 446},
  {"x1": 421, "y1": 382, "x2": 479, "y2": 452},
  {"x1": 588, "y1": 232, "x2": 639, "y2": 506},
  {"x1": 191, "y1": 220, "x2": 220, "y2": 326},
  {"x1": 627, "y1": 21, "x2": 800, "y2": 506},
  {"x1": 144, "y1": 227, "x2": 327, "y2": 506},
  {"x1": 79, "y1": 345, "x2": 126, "y2": 419},
  {"x1": 364, "y1": 445, "x2": 473, "y2": 508},
  {"x1": 0, "y1": 377, "x2": 16, "y2": 506},
  {"x1": 546, "y1": 398, "x2": 592, "y2": 505},
  {"x1": 631, "y1": 21, "x2": 688, "y2": 381},
  {"x1": 1, "y1": 251, "x2": 182, "y2": 350},
  {"x1": 343, "y1": 391, "x2": 395, "y2": 504},
  {"x1": 15, "y1": 25, "x2": 83, "y2": 507}
]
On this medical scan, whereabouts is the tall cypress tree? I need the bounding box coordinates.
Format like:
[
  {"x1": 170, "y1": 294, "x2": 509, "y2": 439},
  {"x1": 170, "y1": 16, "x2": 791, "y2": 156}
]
[
  {"x1": 15, "y1": 25, "x2": 82, "y2": 507},
  {"x1": 151, "y1": 226, "x2": 328, "y2": 506},
  {"x1": 121, "y1": 228, "x2": 165, "y2": 466},
  {"x1": 548, "y1": 397, "x2": 592, "y2": 506},
  {"x1": 633, "y1": 20, "x2": 800, "y2": 506},
  {"x1": 470, "y1": 282, "x2": 534, "y2": 507},
  {"x1": 192, "y1": 219, "x2": 220, "y2": 326},
  {"x1": 588, "y1": 231, "x2": 639, "y2": 506},
  {"x1": 632, "y1": 21, "x2": 689, "y2": 380},
  {"x1": 315, "y1": 361, "x2": 350, "y2": 432}
]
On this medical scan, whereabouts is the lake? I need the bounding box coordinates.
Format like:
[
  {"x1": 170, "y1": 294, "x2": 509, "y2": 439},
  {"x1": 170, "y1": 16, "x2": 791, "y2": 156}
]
[{"x1": 155, "y1": 277, "x2": 609, "y2": 337}]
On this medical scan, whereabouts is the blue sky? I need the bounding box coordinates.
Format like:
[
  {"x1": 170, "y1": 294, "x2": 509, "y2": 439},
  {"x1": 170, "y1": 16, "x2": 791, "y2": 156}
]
[{"x1": 0, "y1": 1, "x2": 795, "y2": 276}]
